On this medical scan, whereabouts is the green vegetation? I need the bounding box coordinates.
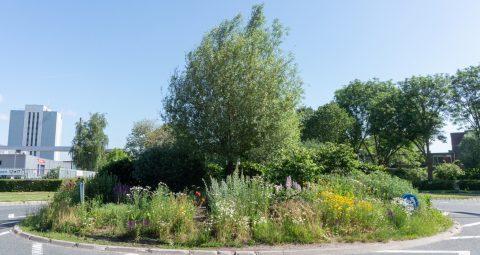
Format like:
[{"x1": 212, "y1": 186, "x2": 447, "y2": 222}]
[
  {"x1": 420, "y1": 191, "x2": 480, "y2": 200},
  {"x1": 21, "y1": 4, "x2": 464, "y2": 248},
  {"x1": 0, "y1": 192, "x2": 54, "y2": 202},
  {"x1": 23, "y1": 171, "x2": 452, "y2": 246},
  {"x1": 0, "y1": 179, "x2": 62, "y2": 192},
  {"x1": 70, "y1": 113, "x2": 109, "y2": 171}
]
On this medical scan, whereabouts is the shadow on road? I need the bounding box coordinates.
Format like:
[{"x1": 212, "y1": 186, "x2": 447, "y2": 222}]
[{"x1": 450, "y1": 211, "x2": 480, "y2": 217}]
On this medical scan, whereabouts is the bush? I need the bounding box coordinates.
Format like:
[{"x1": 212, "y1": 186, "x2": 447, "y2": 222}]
[
  {"x1": 434, "y1": 163, "x2": 465, "y2": 180},
  {"x1": 393, "y1": 168, "x2": 428, "y2": 182},
  {"x1": 134, "y1": 143, "x2": 205, "y2": 191},
  {"x1": 43, "y1": 168, "x2": 60, "y2": 179},
  {"x1": 99, "y1": 158, "x2": 137, "y2": 186},
  {"x1": 462, "y1": 168, "x2": 480, "y2": 180},
  {"x1": 84, "y1": 172, "x2": 118, "y2": 203},
  {"x1": 0, "y1": 179, "x2": 62, "y2": 192},
  {"x1": 358, "y1": 162, "x2": 386, "y2": 174},
  {"x1": 307, "y1": 142, "x2": 359, "y2": 174},
  {"x1": 267, "y1": 147, "x2": 322, "y2": 184},
  {"x1": 318, "y1": 171, "x2": 417, "y2": 201}
]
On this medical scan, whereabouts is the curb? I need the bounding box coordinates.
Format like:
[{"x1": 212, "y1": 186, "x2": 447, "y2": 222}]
[
  {"x1": 11, "y1": 221, "x2": 462, "y2": 255},
  {"x1": 0, "y1": 201, "x2": 48, "y2": 206}
]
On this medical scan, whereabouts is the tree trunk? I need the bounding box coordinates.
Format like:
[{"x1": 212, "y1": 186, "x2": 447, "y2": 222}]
[
  {"x1": 426, "y1": 142, "x2": 434, "y2": 181},
  {"x1": 225, "y1": 160, "x2": 235, "y2": 176}
]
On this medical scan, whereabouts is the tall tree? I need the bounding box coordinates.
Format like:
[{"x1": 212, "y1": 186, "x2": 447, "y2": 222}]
[
  {"x1": 368, "y1": 84, "x2": 412, "y2": 166},
  {"x1": 399, "y1": 74, "x2": 451, "y2": 180},
  {"x1": 70, "y1": 113, "x2": 109, "y2": 171},
  {"x1": 458, "y1": 132, "x2": 480, "y2": 169},
  {"x1": 164, "y1": 5, "x2": 302, "y2": 174},
  {"x1": 451, "y1": 65, "x2": 480, "y2": 136},
  {"x1": 335, "y1": 79, "x2": 409, "y2": 166},
  {"x1": 301, "y1": 102, "x2": 354, "y2": 144},
  {"x1": 125, "y1": 120, "x2": 175, "y2": 158}
]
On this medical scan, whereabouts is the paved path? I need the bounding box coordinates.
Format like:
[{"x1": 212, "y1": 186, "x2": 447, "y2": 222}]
[{"x1": 0, "y1": 200, "x2": 479, "y2": 255}]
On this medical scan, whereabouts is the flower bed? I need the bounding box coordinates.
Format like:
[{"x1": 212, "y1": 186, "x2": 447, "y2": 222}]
[{"x1": 22, "y1": 171, "x2": 452, "y2": 247}]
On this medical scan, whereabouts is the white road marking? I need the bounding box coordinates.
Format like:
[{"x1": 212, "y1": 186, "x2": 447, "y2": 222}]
[
  {"x1": 0, "y1": 231, "x2": 9, "y2": 236},
  {"x1": 463, "y1": 221, "x2": 480, "y2": 228},
  {"x1": 31, "y1": 242, "x2": 43, "y2": 255},
  {"x1": 377, "y1": 250, "x2": 470, "y2": 255},
  {"x1": 0, "y1": 220, "x2": 20, "y2": 226},
  {"x1": 450, "y1": 236, "x2": 480, "y2": 240},
  {"x1": 7, "y1": 214, "x2": 14, "y2": 219}
]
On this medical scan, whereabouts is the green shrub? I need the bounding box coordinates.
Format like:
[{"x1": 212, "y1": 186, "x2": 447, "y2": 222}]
[
  {"x1": 100, "y1": 158, "x2": 137, "y2": 186},
  {"x1": 267, "y1": 147, "x2": 322, "y2": 184},
  {"x1": 358, "y1": 162, "x2": 386, "y2": 174},
  {"x1": 134, "y1": 144, "x2": 205, "y2": 191},
  {"x1": 0, "y1": 179, "x2": 62, "y2": 192},
  {"x1": 307, "y1": 142, "x2": 359, "y2": 174},
  {"x1": 84, "y1": 172, "x2": 118, "y2": 203},
  {"x1": 462, "y1": 168, "x2": 480, "y2": 180},
  {"x1": 413, "y1": 180, "x2": 456, "y2": 190},
  {"x1": 393, "y1": 168, "x2": 428, "y2": 182},
  {"x1": 43, "y1": 168, "x2": 60, "y2": 179},
  {"x1": 434, "y1": 163, "x2": 465, "y2": 180},
  {"x1": 318, "y1": 171, "x2": 416, "y2": 201}
]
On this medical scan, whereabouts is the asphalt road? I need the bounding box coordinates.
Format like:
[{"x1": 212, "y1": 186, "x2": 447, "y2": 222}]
[{"x1": 0, "y1": 200, "x2": 479, "y2": 255}]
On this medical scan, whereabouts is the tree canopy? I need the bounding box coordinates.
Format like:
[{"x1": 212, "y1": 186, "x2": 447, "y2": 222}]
[
  {"x1": 70, "y1": 113, "x2": 109, "y2": 171},
  {"x1": 451, "y1": 65, "x2": 480, "y2": 136},
  {"x1": 301, "y1": 102, "x2": 354, "y2": 144},
  {"x1": 163, "y1": 5, "x2": 302, "y2": 173},
  {"x1": 399, "y1": 74, "x2": 451, "y2": 180}
]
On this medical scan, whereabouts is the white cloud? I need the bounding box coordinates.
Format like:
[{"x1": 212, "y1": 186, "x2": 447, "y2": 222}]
[
  {"x1": 0, "y1": 113, "x2": 7, "y2": 121},
  {"x1": 0, "y1": 94, "x2": 3, "y2": 103}
]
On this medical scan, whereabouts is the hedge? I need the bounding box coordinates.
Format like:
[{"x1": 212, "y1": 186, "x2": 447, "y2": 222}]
[
  {"x1": 0, "y1": 179, "x2": 62, "y2": 192},
  {"x1": 414, "y1": 179, "x2": 480, "y2": 191}
]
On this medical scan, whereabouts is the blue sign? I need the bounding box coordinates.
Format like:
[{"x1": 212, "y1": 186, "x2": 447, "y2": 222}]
[{"x1": 402, "y1": 193, "x2": 419, "y2": 209}]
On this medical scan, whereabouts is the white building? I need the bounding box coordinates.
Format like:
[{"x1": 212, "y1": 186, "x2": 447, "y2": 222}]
[{"x1": 7, "y1": 105, "x2": 62, "y2": 160}]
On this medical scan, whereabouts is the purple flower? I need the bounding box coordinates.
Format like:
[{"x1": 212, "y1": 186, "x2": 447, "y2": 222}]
[
  {"x1": 292, "y1": 181, "x2": 302, "y2": 191},
  {"x1": 114, "y1": 183, "x2": 130, "y2": 201},
  {"x1": 127, "y1": 220, "x2": 136, "y2": 230},
  {"x1": 285, "y1": 176, "x2": 292, "y2": 189},
  {"x1": 143, "y1": 219, "x2": 150, "y2": 226}
]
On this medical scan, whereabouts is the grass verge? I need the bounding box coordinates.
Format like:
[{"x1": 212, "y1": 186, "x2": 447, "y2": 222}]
[
  {"x1": 0, "y1": 192, "x2": 54, "y2": 202},
  {"x1": 420, "y1": 190, "x2": 480, "y2": 199}
]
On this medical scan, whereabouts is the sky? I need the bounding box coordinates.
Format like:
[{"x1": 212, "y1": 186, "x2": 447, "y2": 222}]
[{"x1": 1, "y1": 0, "x2": 480, "y2": 155}]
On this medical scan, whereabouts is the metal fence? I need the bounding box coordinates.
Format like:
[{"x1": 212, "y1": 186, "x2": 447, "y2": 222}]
[{"x1": 0, "y1": 168, "x2": 96, "y2": 179}]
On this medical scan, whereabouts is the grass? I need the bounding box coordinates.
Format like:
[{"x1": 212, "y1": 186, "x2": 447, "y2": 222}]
[
  {"x1": 0, "y1": 192, "x2": 54, "y2": 202},
  {"x1": 420, "y1": 190, "x2": 480, "y2": 199}
]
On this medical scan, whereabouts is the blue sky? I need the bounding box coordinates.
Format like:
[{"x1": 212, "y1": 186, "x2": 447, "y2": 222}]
[{"x1": 1, "y1": 0, "x2": 480, "y2": 154}]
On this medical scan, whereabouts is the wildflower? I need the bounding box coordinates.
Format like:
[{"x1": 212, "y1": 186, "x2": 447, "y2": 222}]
[
  {"x1": 201, "y1": 198, "x2": 206, "y2": 202},
  {"x1": 127, "y1": 220, "x2": 136, "y2": 230},
  {"x1": 286, "y1": 176, "x2": 292, "y2": 189},
  {"x1": 196, "y1": 191, "x2": 202, "y2": 197}
]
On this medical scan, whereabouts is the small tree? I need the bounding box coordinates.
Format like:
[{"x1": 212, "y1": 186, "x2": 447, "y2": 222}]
[{"x1": 70, "y1": 113, "x2": 109, "y2": 171}]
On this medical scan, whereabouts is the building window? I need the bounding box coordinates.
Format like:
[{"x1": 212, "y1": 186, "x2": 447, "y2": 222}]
[
  {"x1": 26, "y1": 112, "x2": 31, "y2": 146},
  {"x1": 35, "y1": 112, "x2": 39, "y2": 146},
  {"x1": 30, "y1": 112, "x2": 35, "y2": 146}
]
